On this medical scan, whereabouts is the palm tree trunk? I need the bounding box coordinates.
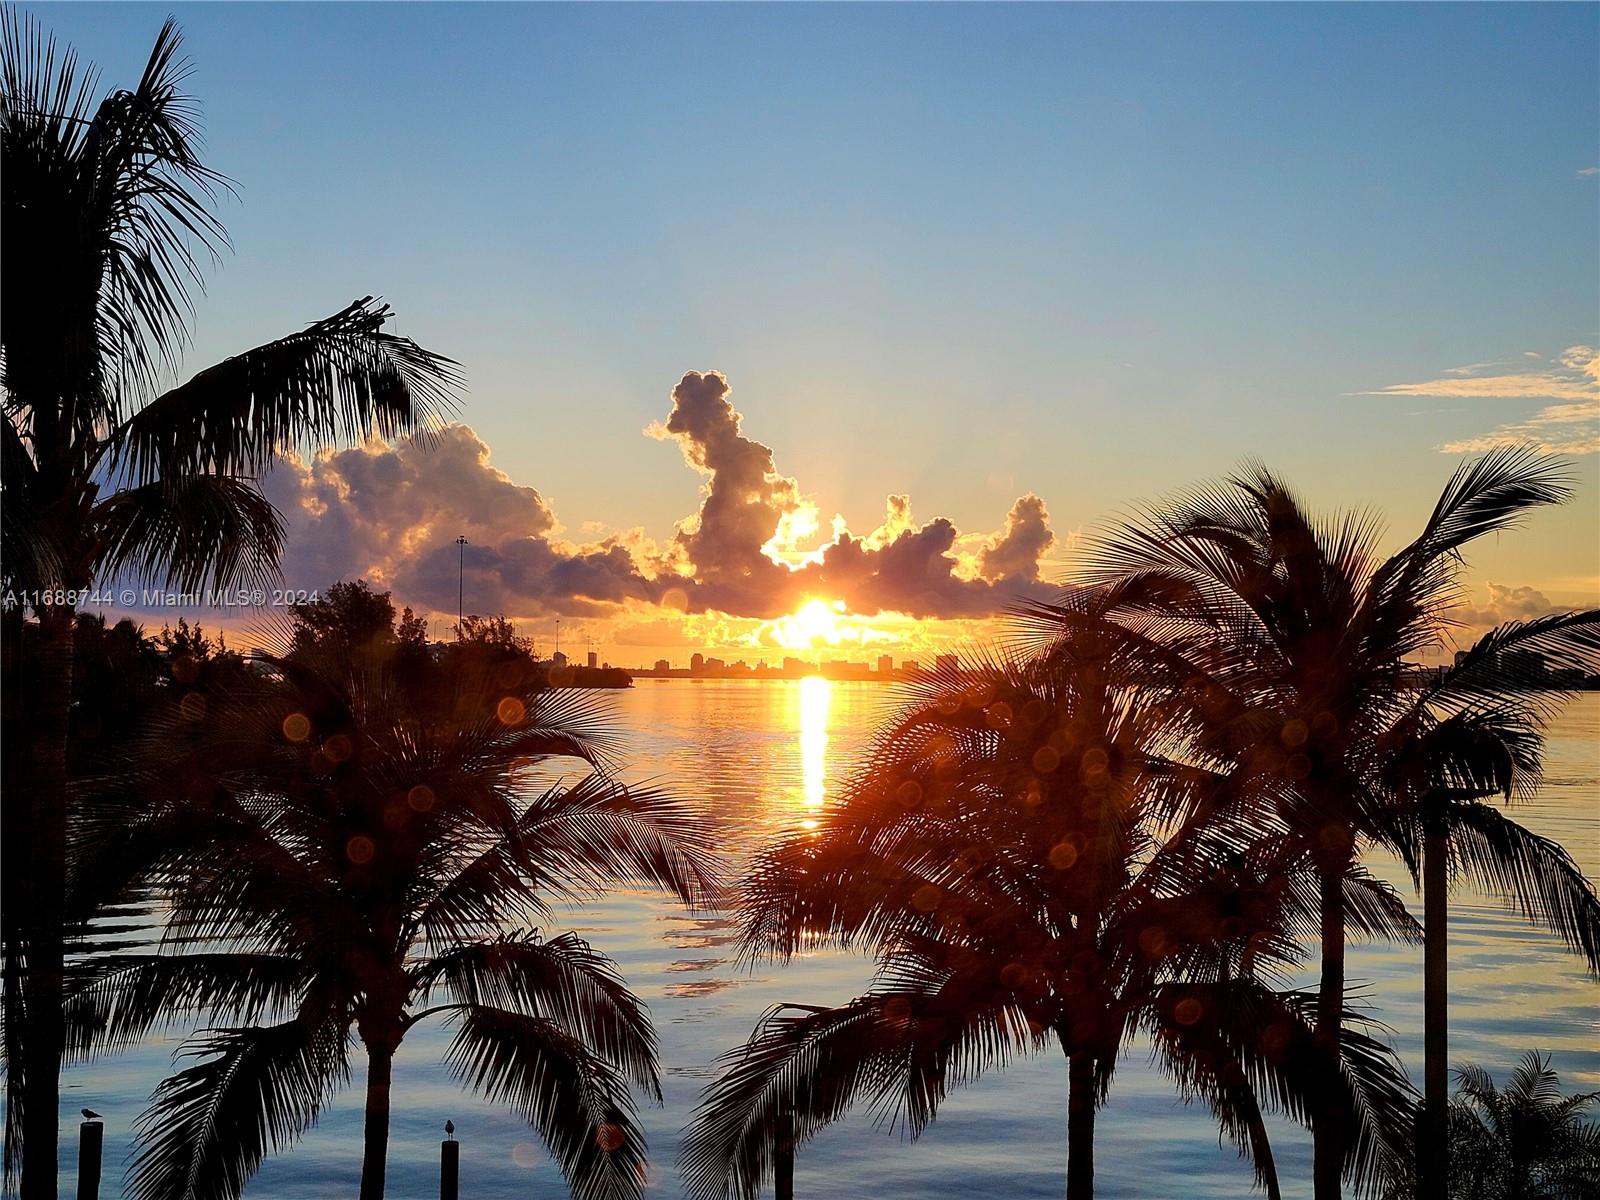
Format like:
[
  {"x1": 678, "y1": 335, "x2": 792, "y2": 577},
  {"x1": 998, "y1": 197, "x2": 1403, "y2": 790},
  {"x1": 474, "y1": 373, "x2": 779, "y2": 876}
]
[
  {"x1": 1313, "y1": 863, "x2": 1347, "y2": 1200},
  {"x1": 20, "y1": 603, "x2": 74, "y2": 1200},
  {"x1": 359, "y1": 1040, "x2": 397, "y2": 1200},
  {"x1": 1066, "y1": 1052, "x2": 1096, "y2": 1200},
  {"x1": 774, "y1": 1110, "x2": 794, "y2": 1200},
  {"x1": 1420, "y1": 818, "x2": 1448, "y2": 1200}
]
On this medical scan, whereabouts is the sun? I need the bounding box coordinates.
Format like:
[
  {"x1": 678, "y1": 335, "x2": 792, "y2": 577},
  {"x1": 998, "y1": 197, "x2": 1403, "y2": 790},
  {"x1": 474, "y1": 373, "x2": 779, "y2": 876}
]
[{"x1": 773, "y1": 598, "x2": 851, "y2": 652}]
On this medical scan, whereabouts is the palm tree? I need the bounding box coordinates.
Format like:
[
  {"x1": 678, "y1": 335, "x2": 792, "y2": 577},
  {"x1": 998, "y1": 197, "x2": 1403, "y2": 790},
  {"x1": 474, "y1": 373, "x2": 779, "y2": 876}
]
[
  {"x1": 65, "y1": 599, "x2": 718, "y2": 1200},
  {"x1": 1378, "y1": 644, "x2": 1600, "y2": 1200},
  {"x1": 683, "y1": 625, "x2": 1417, "y2": 1200},
  {"x1": 1032, "y1": 449, "x2": 1600, "y2": 1198},
  {"x1": 1447, "y1": 1052, "x2": 1600, "y2": 1200},
  {"x1": 0, "y1": 15, "x2": 460, "y2": 1193}
]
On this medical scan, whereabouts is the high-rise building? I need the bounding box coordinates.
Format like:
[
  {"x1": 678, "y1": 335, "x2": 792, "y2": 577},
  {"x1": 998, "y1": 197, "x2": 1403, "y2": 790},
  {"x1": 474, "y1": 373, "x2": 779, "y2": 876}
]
[
  {"x1": 690, "y1": 652, "x2": 705, "y2": 673},
  {"x1": 653, "y1": 659, "x2": 670, "y2": 673},
  {"x1": 935, "y1": 653, "x2": 959, "y2": 672},
  {"x1": 587, "y1": 650, "x2": 599, "y2": 669},
  {"x1": 903, "y1": 659, "x2": 921, "y2": 674},
  {"x1": 877, "y1": 654, "x2": 894, "y2": 675}
]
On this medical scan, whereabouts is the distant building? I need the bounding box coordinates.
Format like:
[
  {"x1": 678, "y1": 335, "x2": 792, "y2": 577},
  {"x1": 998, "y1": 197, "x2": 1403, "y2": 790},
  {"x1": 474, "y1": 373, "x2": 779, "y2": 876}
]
[
  {"x1": 877, "y1": 654, "x2": 894, "y2": 674},
  {"x1": 706, "y1": 656, "x2": 726, "y2": 671},
  {"x1": 587, "y1": 650, "x2": 599, "y2": 669},
  {"x1": 783, "y1": 657, "x2": 807, "y2": 675},
  {"x1": 935, "y1": 654, "x2": 959, "y2": 673},
  {"x1": 653, "y1": 659, "x2": 670, "y2": 673},
  {"x1": 903, "y1": 659, "x2": 921, "y2": 674},
  {"x1": 551, "y1": 650, "x2": 569, "y2": 668},
  {"x1": 690, "y1": 652, "x2": 705, "y2": 673}
]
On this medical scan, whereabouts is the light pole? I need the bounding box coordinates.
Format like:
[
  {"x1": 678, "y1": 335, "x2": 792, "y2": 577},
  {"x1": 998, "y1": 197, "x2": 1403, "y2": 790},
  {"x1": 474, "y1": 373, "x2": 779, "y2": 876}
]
[{"x1": 454, "y1": 536, "x2": 467, "y2": 639}]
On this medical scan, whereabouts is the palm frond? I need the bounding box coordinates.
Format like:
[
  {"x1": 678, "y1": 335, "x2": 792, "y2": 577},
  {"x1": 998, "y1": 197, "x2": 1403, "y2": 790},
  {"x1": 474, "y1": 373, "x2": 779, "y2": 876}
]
[
  {"x1": 681, "y1": 985, "x2": 1036, "y2": 1200},
  {"x1": 115, "y1": 298, "x2": 461, "y2": 481},
  {"x1": 444, "y1": 1004, "x2": 648, "y2": 1200},
  {"x1": 1431, "y1": 611, "x2": 1600, "y2": 716},
  {"x1": 65, "y1": 952, "x2": 310, "y2": 1062},
  {"x1": 1340, "y1": 871, "x2": 1424, "y2": 947},
  {"x1": 412, "y1": 931, "x2": 658, "y2": 1099},
  {"x1": 1405, "y1": 448, "x2": 1571, "y2": 566},
  {"x1": 93, "y1": 473, "x2": 284, "y2": 592},
  {"x1": 1447, "y1": 800, "x2": 1600, "y2": 972},
  {"x1": 126, "y1": 1013, "x2": 349, "y2": 1200},
  {"x1": 1145, "y1": 985, "x2": 1417, "y2": 1199},
  {"x1": 512, "y1": 773, "x2": 721, "y2": 907}
]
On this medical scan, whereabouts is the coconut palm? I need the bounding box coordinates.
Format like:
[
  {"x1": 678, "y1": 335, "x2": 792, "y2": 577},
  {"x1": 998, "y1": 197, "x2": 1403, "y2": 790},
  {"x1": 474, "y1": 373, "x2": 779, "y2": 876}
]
[
  {"x1": 1378, "y1": 644, "x2": 1600, "y2": 1199},
  {"x1": 1029, "y1": 450, "x2": 1600, "y2": 1198},
  {"x1": 0, "y1": 14, "x2": 460, "y2": 1192},
  {"x1": 684, "y1": 626, "x2": 1418, "y2": 1200},
  {"x1": 1447, "y1": 1052, "x2": 1600, "y2": 1200},
  {"x1": 65, "y1": 604, "x2": 717, "y2": 1200}
]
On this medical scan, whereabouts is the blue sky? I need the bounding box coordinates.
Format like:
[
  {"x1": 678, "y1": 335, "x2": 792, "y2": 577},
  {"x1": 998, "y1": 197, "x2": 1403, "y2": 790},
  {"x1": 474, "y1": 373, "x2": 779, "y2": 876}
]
[{"x1": 30, "y1": 2, "x2": 1600, "y2": 653}]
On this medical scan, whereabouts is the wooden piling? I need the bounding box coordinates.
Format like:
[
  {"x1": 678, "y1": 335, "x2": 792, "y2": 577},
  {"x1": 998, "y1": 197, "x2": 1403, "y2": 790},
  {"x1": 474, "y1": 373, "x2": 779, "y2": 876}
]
[
  {"x1": 76, "y1": 1120, "x2": 102, "y2": 1200},
  {"x1": 440, "y1": 1137, "x2": 459, "y2": 1200}
]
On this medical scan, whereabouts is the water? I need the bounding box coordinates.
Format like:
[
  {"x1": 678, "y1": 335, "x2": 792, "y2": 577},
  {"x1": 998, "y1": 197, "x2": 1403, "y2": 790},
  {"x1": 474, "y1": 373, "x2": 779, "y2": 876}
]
[{"x1": 59, "y1": 685, "x2": 1600, "y2": 1198}]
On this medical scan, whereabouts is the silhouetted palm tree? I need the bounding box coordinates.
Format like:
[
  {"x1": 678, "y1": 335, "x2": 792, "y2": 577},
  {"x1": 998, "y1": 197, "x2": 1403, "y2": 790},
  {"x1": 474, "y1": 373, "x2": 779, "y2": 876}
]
[
  {"x1": 684, "y1": 624, "x2": 1417, "y2": 1200},
  {"x1": 1031, "y1": 449, "x2": 1600, "y2": 1199},
  {"x1": 1447, "y1": 1052, "x2": 1600, "y2": 1200},
  {"x1": 1377, "y1": 642, "x2": 1600, "y2": 1199},
  {"x1": 68, "y1": 616, "x2": 716, "y2": 1200},
  {"x1": 0, "y1": 15, "x2": 460, "y2": 1193}
]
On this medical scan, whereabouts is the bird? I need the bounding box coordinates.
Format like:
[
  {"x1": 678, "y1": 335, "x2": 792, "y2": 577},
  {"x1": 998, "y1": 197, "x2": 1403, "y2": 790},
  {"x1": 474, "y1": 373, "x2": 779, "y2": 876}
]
[
  {"x1": 81, "y1": 1108, "x2": 101, "y2": 1121},
  {"x1": 444, "y1": 1120, "x2": 455, "y2": 1140}
]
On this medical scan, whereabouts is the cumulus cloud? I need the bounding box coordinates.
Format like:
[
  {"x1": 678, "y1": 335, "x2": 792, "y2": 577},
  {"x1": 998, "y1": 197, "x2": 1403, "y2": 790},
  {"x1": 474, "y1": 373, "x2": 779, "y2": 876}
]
[
  {"x1": 644, "y1": 371, "x2": 1059, "y2": 618},
  {"x1": 260, "y1": 373, "x2": 1061, "y2": 626},
  {"x1": 1453, "y1": 584, "x2": 1568, "y2": 636},
  {"x1": 979, "y1": 494, "x2": 1055, "y2": 582},
  {"x1": 650, "y1": 371, "x2": 807, "y2": 584},
  {"x1": 263, "y1": 425, "x2": 665, "y2": 617}
]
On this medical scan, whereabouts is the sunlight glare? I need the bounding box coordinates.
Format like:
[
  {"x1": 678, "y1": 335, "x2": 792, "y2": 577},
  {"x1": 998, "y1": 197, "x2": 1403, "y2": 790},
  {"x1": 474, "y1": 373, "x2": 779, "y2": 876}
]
[{"x1": 775, "y1": 598, "x2": 849, "y2": 651}]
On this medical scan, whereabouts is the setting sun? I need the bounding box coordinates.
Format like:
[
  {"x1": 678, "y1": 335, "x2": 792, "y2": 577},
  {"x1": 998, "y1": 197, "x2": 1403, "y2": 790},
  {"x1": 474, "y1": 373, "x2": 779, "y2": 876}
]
[{"x1": 772, "y1": 598, "x2": 852, "y2": 651}]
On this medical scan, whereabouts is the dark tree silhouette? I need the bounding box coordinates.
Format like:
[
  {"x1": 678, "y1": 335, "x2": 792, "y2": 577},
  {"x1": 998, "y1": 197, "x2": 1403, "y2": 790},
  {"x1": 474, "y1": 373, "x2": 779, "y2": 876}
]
[
  {"x1": 1376, "y1": 646, "x2": 1600, "y2": 1198},
  {"x1": 1446, "y1": 1052, "x2": 1599, "y2": 1200},
  {"x1": 0, "y1": 15, "x2": 459, "y2": 1193},
  {"x1": 685, "y1": 622, "x2": 1418, "y2": 1200},
  {"x1": 1025, "y1": 449, "x2": 1600, "y2": 1199},
  {"x1": 67, "y1": 601, "x2": 718, "y2": 1200}
]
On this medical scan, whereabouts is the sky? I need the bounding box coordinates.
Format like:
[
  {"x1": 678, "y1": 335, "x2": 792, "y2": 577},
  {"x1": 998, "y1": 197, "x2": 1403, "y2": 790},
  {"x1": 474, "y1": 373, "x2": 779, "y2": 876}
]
[{"x1": 30, "y1": 2, "x2": 1600, "y2": 664}]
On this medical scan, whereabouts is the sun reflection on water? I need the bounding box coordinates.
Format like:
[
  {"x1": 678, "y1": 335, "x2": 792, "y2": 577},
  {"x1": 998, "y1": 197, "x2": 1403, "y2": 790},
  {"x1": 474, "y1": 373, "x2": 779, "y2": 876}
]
[{"x1": 798, "y1": 675, "x2": 831, "y2": 828}]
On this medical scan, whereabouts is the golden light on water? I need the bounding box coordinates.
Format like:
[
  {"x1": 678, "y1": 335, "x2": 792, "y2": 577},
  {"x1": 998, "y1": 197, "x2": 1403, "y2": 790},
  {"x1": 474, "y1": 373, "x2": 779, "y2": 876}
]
[{"x1": 798, "y1": 674, "x2": 831, "y2": 828}]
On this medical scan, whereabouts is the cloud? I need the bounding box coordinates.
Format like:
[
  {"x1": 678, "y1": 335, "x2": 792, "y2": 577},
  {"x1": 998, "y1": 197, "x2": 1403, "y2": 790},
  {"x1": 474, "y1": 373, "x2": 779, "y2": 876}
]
[
  {"x1": 978, "y1": 494, "x2": 1055, "y2": 582},
  {"x1": 262, "y1": 373, "x2": 1062, "y2": 626},
  {"x1": 264, "y1": 425, "x2": 666, "y2": 617},
  {"x1": 1453, "y1": 583, "x2": 1567, "y2": 632},
  {"x1": 649, "y1": 371, "x2": 807, "y2": 585},
  {"x1": 1579, "y1": 166, "x2": 1599, "y2": 177},
  {"x1": 1363, "y1": 345, "x2": 1598, "y2": 403},
  {"x1": 641, "y1": 371, "x2": 1059, "y2": 618},
  {"x1": 1363, "y1": 347, "x2": 1600, "y2": 455}
]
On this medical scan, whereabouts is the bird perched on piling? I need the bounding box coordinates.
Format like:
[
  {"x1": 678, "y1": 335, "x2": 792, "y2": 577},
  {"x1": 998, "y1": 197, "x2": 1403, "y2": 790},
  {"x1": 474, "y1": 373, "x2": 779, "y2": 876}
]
[
  {"x1": 80, "y1": 1108, "x2": 101, "y2": 1121},
  {"x1": 444, "y1": 1119, "x2": 455, "y2": 1140}
]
